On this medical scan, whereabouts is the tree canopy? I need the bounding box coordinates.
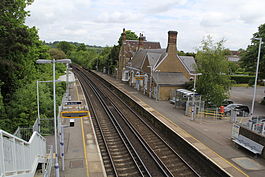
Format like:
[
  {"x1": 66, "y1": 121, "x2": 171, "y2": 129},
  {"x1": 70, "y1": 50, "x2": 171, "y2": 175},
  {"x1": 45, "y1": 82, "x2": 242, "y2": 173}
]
[
  {"x1": 0, "y1": 0, "x2": 66, "y2": 133},
  {"x1": 196, "y1": 36, "x2": 231, "y2": 106},
  {"x1": 240, "y1": 23, "x2": 265, "y2": 79}
]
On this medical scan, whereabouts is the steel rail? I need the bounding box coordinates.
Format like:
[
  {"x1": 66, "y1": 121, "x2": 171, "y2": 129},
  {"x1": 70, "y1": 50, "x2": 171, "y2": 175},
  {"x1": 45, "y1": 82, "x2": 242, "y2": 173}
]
[
  {"x1": 75, "y1": 71, "x2": 118, "y2": 176},
  {"x1": 75, "y1": 69, "x2": 147, "y2": 176},
  {"x1": 81, "y1": 67, "x2": 201, "y2": 177},
  {"x1": 76, "y1": 68, "x2": 171, "y2": 177}
]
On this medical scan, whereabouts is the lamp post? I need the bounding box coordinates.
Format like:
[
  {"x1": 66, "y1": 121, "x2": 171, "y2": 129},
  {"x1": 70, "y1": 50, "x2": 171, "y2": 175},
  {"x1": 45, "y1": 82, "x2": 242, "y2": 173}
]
[
  {"x1": 147, "y1": 66, "x2": 153, "y2": 98},
  {"x1": 251, "y1": 38, "x2": 263, "y2": 116},
  {"x1": 36, "y1": 59, "x2": 71, "y2": 177},
  {"x1": 190, "y1": 73, "x2": 202, "y2": 120}
]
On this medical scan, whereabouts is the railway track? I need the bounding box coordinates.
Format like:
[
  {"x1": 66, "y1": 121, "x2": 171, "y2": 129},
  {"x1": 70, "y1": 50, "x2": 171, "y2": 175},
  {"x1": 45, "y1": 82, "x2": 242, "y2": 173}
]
[{"x1": 73, "y1": 65, "x2": 201, "y2": 177}]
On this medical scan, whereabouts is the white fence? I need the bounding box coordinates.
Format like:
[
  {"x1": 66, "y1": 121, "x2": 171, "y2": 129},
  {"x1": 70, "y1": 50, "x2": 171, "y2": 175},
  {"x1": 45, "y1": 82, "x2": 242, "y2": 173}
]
[{"x1": 0, "y1": 130, "x2": 46, "y2": 177}]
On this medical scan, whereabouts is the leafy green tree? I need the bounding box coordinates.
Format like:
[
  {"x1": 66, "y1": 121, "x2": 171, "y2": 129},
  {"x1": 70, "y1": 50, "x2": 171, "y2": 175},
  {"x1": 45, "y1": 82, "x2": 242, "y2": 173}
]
[
  {"x1": 56, "y1": 41, "x2": 76, "y2": 56},
  {"x1": 48, "y1": 48, "x2": 66, "y2": 59},
  {"x1": 0, "y1": 0, "x2": 67, "y2": 133},
  {"x1": 118, "y1": 30, "x2": 138, "y2": 46},
  {"x1": 0, "y1": 0, "x2": 36, "y2": 97},
  {"x1": 228, "y1": 61, "x2": 239, "y2": 74},
  {"x1": 196, "y1": 36, "x2": 231, "y2": 106},
  {"x1": 77, "y1": 43, "x2": 87, "y2": 51},
  {"x1": 240, "y1": 23, "x2": 265, "y2": 79},
  {"x1": 70, "y1": 48, "x2": 99, "y2": 69}
]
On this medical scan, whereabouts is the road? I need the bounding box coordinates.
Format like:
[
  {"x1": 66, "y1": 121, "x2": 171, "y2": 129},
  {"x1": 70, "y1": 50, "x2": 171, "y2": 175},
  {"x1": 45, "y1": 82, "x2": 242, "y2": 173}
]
[{"x1": 229, "y1": 86, "x2": 265, "y2": 116}]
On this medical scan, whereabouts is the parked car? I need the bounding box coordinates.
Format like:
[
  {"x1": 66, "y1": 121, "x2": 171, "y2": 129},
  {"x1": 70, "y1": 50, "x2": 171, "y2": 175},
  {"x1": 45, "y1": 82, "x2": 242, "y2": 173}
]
[
  {"x1": 222, "y1": 99, "x2": 234, "y2": 107},
  {"x1": 224, "y1": 104, "x2": 249, "y2": 116}
]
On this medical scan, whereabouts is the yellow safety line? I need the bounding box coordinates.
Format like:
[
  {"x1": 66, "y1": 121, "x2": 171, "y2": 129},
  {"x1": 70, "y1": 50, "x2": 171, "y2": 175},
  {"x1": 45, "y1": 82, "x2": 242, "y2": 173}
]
[
  {"x1": 80, "y1": 117, "x2": 90, "y2": 177},
  {"x1": 155, "y1": 111, "x2": 249, "y2": 177},
  {"x1": 75, "y1": 79, "x2": 89, "y2": 177},
  {"x1": 127, "y1": 99, "x2": 248, "y2": 177}
]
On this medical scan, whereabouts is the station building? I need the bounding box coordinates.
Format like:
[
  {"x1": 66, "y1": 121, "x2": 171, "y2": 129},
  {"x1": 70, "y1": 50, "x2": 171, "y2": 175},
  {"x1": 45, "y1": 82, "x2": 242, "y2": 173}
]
[{"x1": 117, "y1": 29, "x2": 197, "y2": 100}]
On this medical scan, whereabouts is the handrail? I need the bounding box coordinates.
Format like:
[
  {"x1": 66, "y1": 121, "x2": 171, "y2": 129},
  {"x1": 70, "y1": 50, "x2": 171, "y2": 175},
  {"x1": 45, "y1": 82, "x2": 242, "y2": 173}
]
[
  {"x1": 0, "y1": 130, "x2": 46, "y2": 177},
  {"x1": 44, "y1": 145, "x2": 53, "y2": 177}
]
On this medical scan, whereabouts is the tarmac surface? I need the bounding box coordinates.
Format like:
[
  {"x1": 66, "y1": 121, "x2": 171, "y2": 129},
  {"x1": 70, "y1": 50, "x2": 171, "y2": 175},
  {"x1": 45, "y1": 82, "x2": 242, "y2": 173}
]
[
  {"x1": 95, "y1": 71, "x2": 265, "y2": 177},
  {"x1": 230, "y1": 86, "x2": 265, "y2": 116}
]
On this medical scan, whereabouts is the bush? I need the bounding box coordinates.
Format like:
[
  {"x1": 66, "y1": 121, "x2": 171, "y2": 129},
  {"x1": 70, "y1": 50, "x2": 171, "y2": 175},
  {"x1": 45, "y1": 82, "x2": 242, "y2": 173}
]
[
  {"x1": 248, "y1": 79, "x2": 255, "y2": 86},
  {"x1": 230, "y1": 75, "x2": 255, "y2": 84}
]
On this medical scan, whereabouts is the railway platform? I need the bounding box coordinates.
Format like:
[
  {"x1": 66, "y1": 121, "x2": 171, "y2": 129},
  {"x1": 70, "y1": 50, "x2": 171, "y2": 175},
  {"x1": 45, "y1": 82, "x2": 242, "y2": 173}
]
[
  {"x1": 94, "y1": 71, "x2": 265, "y2": 177},
  {"x1": 58, "y1": 74, "x2": 106, "y2": 177}
]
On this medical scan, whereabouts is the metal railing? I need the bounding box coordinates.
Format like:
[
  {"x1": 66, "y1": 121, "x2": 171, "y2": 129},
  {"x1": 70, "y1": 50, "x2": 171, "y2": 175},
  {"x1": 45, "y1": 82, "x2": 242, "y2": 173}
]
[
  {"x1": 44, "y1": 145, "x2": 53, "y2": 177},
  {"x1": 0, "y1": 130, "x2": 46, "y2": 177}
]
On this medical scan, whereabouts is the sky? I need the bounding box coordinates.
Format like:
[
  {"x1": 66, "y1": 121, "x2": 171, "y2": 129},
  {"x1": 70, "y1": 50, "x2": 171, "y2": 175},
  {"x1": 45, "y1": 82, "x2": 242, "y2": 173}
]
[{"x1": 25, "y1": 0, "x2": 265, "y2": 52}]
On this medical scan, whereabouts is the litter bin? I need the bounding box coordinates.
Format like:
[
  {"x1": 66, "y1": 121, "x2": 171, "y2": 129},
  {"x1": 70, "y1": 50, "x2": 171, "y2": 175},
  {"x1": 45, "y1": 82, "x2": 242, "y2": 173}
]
[{"x1": 70, "y1": 119, "x2": 75, "y2": 127}]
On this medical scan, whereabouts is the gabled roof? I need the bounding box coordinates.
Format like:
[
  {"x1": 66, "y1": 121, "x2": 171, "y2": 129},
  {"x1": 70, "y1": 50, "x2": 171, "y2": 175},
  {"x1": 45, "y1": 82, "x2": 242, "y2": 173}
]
[
  {"x1": 178, "y1": 56, "x2": 197, "y2": 73},
  {"x1": 123, "y1": 40, "x2": 161, "y2": 59},
  {"x1": 130, "y1": 49, "x2": 166, "y2": 70},
  {"x1": 152, "y1": 72, "x2": 188, "y2": 85}
]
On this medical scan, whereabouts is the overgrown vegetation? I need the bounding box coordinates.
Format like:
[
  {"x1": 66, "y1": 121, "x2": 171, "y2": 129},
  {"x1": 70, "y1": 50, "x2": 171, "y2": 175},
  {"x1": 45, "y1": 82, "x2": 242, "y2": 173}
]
[{"x1": 0, "y1": 0, "x2": 66, "y2": 133}]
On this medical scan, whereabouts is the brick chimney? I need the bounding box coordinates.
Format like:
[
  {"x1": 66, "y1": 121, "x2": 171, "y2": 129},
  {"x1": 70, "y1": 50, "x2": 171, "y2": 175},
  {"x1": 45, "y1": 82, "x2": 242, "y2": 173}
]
[
  {"x1": 122, "y1": 28, "x2": 126, "y2": 42},
  {"x1": 138, "y1": 33, "x2": 145, "y2": 50},
  {"x1": 166, "y1": 31, "x2": 178, "y2": 54}
]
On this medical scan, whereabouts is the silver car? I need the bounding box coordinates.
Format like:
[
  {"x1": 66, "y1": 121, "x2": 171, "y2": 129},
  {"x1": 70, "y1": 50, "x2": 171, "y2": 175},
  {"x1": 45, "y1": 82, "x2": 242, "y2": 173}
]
[{"x1": 224, "y1": 104, "x2": 250, "y2": 116}]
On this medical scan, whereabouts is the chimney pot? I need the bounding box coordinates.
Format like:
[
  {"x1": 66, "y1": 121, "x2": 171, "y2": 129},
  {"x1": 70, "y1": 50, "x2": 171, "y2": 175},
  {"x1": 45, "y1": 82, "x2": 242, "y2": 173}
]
[
  {"x1": 122, "y1": 28, "x2": 126, "y2": 41},
  {"x1": 166, "y1": 30, "x2": 178, "y2": 52}
]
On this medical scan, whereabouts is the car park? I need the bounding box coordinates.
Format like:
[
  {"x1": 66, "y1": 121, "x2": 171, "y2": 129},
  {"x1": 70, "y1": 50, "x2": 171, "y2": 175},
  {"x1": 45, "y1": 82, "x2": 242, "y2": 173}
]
[{"x1": 224, "y1": 104, "x2": 249, "y2": 116}]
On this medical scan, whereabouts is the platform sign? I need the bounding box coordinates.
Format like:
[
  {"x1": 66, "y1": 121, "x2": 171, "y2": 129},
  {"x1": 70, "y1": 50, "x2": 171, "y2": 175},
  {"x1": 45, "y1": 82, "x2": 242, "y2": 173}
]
[
  {"x1": 135, "y1": 75, "x2": 145, "y2": 80},
  {"x1": 61, "y1": 111, "x2": 89, "y2": 118},
  {"x1": 64, "y1": 101, "x2": 82, "y2": 105}
]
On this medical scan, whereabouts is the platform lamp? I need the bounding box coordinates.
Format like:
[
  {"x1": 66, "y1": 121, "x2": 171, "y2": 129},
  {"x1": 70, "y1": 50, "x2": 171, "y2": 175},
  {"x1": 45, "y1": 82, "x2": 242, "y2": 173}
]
[
  {"x1": 190, "y1": 73, "x2": 202, "y2": 120},
  {"x1": 251, "y1": 37, "x2": 263, "y2": 116},
  {"x1": 36, "y1": 59, "x2": 71, "y2": 177}
]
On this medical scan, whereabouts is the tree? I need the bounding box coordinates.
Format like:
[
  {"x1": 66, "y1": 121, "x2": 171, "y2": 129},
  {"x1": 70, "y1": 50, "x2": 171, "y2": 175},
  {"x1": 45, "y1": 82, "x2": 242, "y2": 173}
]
[
  {"x1": 0, "y1": 0, "x2": 67, "y2": 133},
  {"x1": 56, "y1": 41, "x2": 76, "y2": 56},
  {"x1": 0, "y1": 0, "x2": 36, "y2": 97},
  {"x1": 118, "y1": 30, "x2": 138, "y2": 46},
  {"x1": 196, "y1": 36, "x2": 231, "y2": 106},
  {"x1": 240, "y1": 23, "x2": 265, "y2": 79},
  {"x1": 48, "y1": 48, "x2": 66, "y2": 59},
  {"x1": 77, "y1": 43, "x2": 87, "y2": 51}
]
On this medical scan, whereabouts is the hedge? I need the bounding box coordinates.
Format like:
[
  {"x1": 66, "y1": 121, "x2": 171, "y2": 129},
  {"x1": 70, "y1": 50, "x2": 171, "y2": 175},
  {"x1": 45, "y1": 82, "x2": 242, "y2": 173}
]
[{"x1": 230, "y1": 75, "x2": 255, "y2": 84}]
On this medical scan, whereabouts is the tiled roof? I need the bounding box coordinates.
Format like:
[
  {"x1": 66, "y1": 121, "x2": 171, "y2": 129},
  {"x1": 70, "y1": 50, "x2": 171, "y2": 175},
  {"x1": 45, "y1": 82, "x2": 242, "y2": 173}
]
[
  {"x1": 123, "y1": 40, "x2": 161, "y2": 59},
  {"x1": 152, "y1": 72, "x2": 188, "y2": 85},
  {"x1": 130, "y1": 49, "x2": 166, "y2": 70},
  {"x1": 178, "y1": 56, "x2": 197, "y2": 73}
]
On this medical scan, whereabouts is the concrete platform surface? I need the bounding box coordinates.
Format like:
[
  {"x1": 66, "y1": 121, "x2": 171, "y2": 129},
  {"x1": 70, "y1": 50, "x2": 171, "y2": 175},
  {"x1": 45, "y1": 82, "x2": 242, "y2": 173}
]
[
  {"x1": 47, "y1": 76, "x2": 106, "y2": 177},
  {"x1": 95, "y1": 71, "x2": 265, "y2": 177}
]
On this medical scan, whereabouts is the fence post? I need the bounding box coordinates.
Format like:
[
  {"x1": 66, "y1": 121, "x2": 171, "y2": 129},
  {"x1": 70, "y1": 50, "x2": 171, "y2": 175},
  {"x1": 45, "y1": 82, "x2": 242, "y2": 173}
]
[
  {"x1": 0, "y1": 131, "x2": 5, "y2": 176},
  {"x1": 12, "y1": 137, "x2": 17, "y2": 175}
]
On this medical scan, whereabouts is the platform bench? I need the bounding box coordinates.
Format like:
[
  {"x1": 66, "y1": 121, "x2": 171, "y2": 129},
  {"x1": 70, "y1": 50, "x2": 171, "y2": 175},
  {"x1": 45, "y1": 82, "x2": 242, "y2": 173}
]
[{"x1": 233, "y1": 135, "x2": 264, "y2": 155}]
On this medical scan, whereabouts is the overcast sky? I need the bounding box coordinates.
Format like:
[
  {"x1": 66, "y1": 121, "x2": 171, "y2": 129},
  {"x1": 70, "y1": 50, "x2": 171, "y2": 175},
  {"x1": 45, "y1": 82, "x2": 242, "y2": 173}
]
[{"x1": 25, "y1": 0, "x2": 265, "y2": 52}]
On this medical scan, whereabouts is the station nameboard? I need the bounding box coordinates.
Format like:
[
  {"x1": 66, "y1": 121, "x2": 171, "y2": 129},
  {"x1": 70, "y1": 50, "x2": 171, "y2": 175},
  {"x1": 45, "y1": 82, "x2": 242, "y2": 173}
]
[
  {"x1": 64, "y1": 101, "x2": 82, "y2": 105},
  {"x1": 61, "y1": 111, "x2": 89, "y2": 118}
]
